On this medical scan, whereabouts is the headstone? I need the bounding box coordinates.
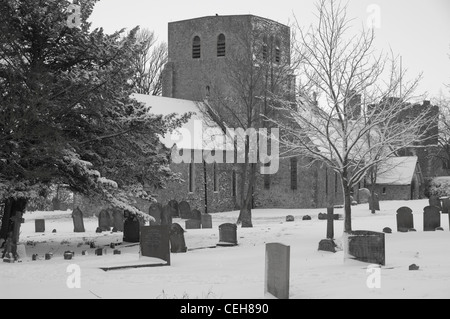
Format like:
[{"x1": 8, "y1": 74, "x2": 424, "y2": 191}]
[
  {"x1": 191, "y1": 209, "x2": 202, "y2": 220},
  {"x1": 72, "y1": 207, "x2": 85, "y2": 233},
  {"x1": 113, "y1": 249, "x2": 121, "y2": 255},
  {"x1": 35, "y1": 219, "x2": 45, "y2": 233},
  {"x1": 441, "y1": 197, "x2": 450, "y2": 214},
  {"x1": 217, "y1": 223, "x2": 238, "y2": 246},
  {"x1": 112, "y1": 210, "x2": 124, "y2": 232},
  {"x1": 95, "y1": 227, "x2": 102, "y2": 233},
  {"x1": 408, "y1": 228, "x2": 417, "y2": 232},
  {"x1": 369, "y1": 193, "x2": 380, "y2": 211},
  {"x1": 185, "y1": 219, "x2": 201, "y2": 229},
  {"x1": 383, "y1": 227, "x2": 392, "y2": 234},
  {"x1": 318, "y1": 213, "x2": 339, "y2": 220},
  {"x1": 98, "y1": 210, "x2": 113, "y2": 231},
  {"x1": 347, "y1": 230, "x2": 385, "y2": 266},
  {"x1": 52, "y1": 229, "x2": 57, "y2": 233},
  {"x1": 168, "y1": 200, "x2": 179, "y2": 217},
  {"x1": 170, "y1": 223, "x2": 187, "y2": 253},
  {"x1": 64, "y1": 251, "x2": 73, "y2": 260},
  {"x1": 265, "y1": 243, "x2": 290, "y2": 299},
  {"x1": 95, "y1": 248, "x2": 103, "y2": 256},
  {"x1": 409, "y1": 264, "x2": 420, "y2": 271},
  {"x1": 318, "y1": 239, "x2": 336, "y2": 252},
  {"x1": 201, "y1": 213, "x2": 213, "y2": 229},
  {"x1": 286, "y1": 215, "x2": 294, "y2": 222},
  {"x1": 45, "y1": 253, "x2": 52, "y2": 260},
  {"x1": 123, "y1": 217, "x2": 140, "y2": 243},
  {"x1": 429, "y1": 196, "x2": 442, "y2": 211},
  {"x1": 161, "y1": 205, "x2": 173, "y2": 226},
  {"x1": 302, "y1": 215, "x2": 311, "y2": 221},
  {"x1": 423, "y1": 206, "x2": 441, "y2": 231},
  {"x1": 396, "y1": 206, "x2": 414, "y2": 232},
  {"x1": 140, "y1": 226, "x2": 170, "y2": 265},
  {"x1": 179, "y1": 201, "x2": 192, "y2": 219},
  {"x1": 358, "y1": 188, "x2": 371, "y2": 204},
  {"x1": 436, "y1": 227, "x2": 444, "y2": 231},
  {"x1": 149, "y1": 203, "x2": 163, "y2": 225}
]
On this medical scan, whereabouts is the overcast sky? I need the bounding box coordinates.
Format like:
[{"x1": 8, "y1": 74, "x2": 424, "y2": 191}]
[{"x1": 88, "y1": 0, "x2": 450, "y2": 99}]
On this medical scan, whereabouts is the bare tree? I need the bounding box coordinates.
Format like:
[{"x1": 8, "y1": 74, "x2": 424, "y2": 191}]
[
  {"x1": 132, "y1": 28, "x2": 167, "y2": 96},
  {"x1": 270, "y1": 0, "x2": 437, "y2": 232},
  {"x1": 201, "y1": 19, "x2": 296, "y2": 227}
]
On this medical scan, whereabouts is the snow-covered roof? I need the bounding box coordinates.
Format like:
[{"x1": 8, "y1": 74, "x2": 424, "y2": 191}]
[
  {"x1": 131, "y1": 94, "x2": 233, "y2": 151},
  {"x1": 375, "y1": 156, "x2": 419, "y2": 185}
]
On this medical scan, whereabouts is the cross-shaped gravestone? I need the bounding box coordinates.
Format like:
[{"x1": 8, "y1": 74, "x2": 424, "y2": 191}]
[{"x1": 326, "y1": 207, "x2": 334, "y2": 239}]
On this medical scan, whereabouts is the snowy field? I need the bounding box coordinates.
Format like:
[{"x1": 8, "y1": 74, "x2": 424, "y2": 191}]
[{"x1": 1, "y1": 199, "x2": 450, "y2": 299}]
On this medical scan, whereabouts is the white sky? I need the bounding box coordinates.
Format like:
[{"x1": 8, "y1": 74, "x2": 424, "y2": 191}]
[{"x1": 88, "y1": 0, "x2": 450, "y2": 99}]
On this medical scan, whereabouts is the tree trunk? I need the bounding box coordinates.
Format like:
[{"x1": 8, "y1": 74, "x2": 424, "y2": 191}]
[
  {"x1": 370, "y1": 170, "x2": 376, "y2": 214},
  {"x1": 342, "y1": 179, "x2": 352, "y2": 233},
  {"x1": 1, "y1": 198, "x2": 27, "y2": 261},
  {"x1": 237, "y1": 163, "x2": 256, "y2": 228}
]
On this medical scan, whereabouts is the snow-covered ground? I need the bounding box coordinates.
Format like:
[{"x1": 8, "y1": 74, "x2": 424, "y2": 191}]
[{"x1": 1, "y1": 199, "x2": 450, "y2": 299}]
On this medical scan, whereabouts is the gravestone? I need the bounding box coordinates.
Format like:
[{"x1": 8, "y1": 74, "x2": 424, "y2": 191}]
[
  {"x1": 318, "y1": 239, "x2": 337, "y2": 253},
  {"x1": 168, "y1": 200, "x2": 179, "y2": 217},
  {"x1": 318, "y1": 213, "x2": 340, "y2": 220},
  {"x1": 201, "y1": 213, "x2": 213, "y2": 229},
  {"x1": 123, "y1": 217, "x2": 140, "y2": 243},
  {"x1": 429, "y1": 196, "x2": 442, "y2": 211},
  {"x1": 72, "y1": 207, "x2": 85, "y2": 233},
  {"x1": 286, "y1": 215, "x2": 294, "y2": 222},
  {"x1": 161, "y1": 205, "x2": 173, "y2": 226},
  {"x1": 217, "y1": 223, "x2": 238, "y2": 246},
  {"x1": 35, "y1": 219, "x2": 45, "y2": 233},
  {"x1": 112, "y1": 210, "x2": 124, "y2": 232},
  {"x1": 170, "y1": 223, "x2": 187, "y2": 253},
  {"x1": 369, "y1": 193, "x2": 380, "y2": 211},
  {"x1": 179, "y1": 201, "x2": 192, "y2": 219},
  {"x1": 149, "y1": 203, "x2": 163, "y2": 225},
  {"x1": 265, "y1": 243, "x2": 290, "y2": 299},
  {"x1": 423, "y1": 206, "x2": 441, "y2": 231},
  {"x1": 358, "y1": 188, "x2": 371, "y2": 204},
  {"x1": 302, "y1": 215, "x2": 312, "y2": 221},
  {"x1": 98, "y1": 210, "x2": 113, "y2": 231},
  {"x1": 140, "y1": 226, "x2": 170, "y2": 265},
  {"x1": 396, "y1": 206, "x2": 414, "y2": 232},
  {"x1": 383, "y1": 227, "x2": 392, "y2": 234},
  {"x1": 185, "y1": 219, "x2": 201, "y2": 229},
  {"x1": 347, "y1": 230, "x2": 385, "y2": 266},
  {"x1": 191, "y1": 209, "x2": 202, "y2": 220},
  {"x1": 441, "y1": 197, "x2": 450, "y2": 214}
]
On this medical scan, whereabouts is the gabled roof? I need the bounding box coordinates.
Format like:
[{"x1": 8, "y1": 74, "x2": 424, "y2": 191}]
[
  {"x1": 131, "y1": 94, "x2": 233, "y2": 151},
  {"x1": 375, "y1": 156, "x2": 419, "y2": 185}
]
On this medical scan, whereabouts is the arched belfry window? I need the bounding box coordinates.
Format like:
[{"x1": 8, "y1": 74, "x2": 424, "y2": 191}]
[
  {"x1": 217, "y1": 34, "x2": 226, "y2": 57},
  {"x1": 275, "y1": 38, "x2": 281, "y2": 63},
  {"x1": 192, "y1": 36, "x2": 201, "y2": 59}
]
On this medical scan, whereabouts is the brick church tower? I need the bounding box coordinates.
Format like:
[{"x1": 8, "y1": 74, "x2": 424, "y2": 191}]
[{"x1": 162, "y1": 15, "x2": 292, "y2": 102}]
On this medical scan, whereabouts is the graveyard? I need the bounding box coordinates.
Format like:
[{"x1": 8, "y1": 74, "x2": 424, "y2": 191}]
[{"x1": 1, "y1": 198, "x2": 450, "y2": 299}]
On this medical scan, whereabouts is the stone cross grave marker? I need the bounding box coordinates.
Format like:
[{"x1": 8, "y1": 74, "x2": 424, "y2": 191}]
[
  {"x1": 318, "y1": 207, "x2": 336, "y2": 253},
  {"x1": 396, "y1": 206, "x2": 414, "y2": 232},
  {"x1": 265, "y1": 243, "x2": 290, "y2": 299},
  {"x1": 35, "y1": 219, "x2": 45, "y2": 233},
  {"x1": 217, "y1": 223, "x2": 238, "y2": 246},
  {"x1": 170, "y1": 223, "x2": 187, "y2": 253},
  {"x1": 347, "y1": 230, "x2": 385, "y2": 265},
  {"x1": 168, "y1": 200, "x2": 179, "y2": 217},
  {"x1": 72, "y1": 207, "x2": 85, "y2": 233},
  {"x1": 161, "y1": 205, "x2": 173, "y2": 226},
  {"x1": 201, "y1": 213, "x2": 213, "y2": 229},
  {"x1": 140, "y1": 225, "x2": 170, "y2": 265},
  {"x1": 98, "y1": 210, "x2": 113, "y2": 231},
  {"x1": 112, "y1": 209, "x2": 124, "y2": 232},
  {"x1": 423, "y1": 206, "x2": 441, "y2": 231},
  {"x1": 179, "y1": 201, "x2": 192, "y2": 219},
  {"x1": 185, "y1": 219, "x2": 201, "y2": 229},
  {"x1": 149, "y1": 203, "x2": 163, "y2": 225}
]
